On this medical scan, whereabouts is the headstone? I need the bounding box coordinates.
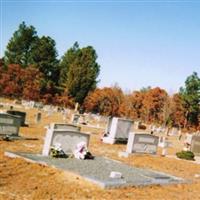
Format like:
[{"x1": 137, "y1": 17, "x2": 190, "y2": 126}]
[
  {"x1": 191, "y1": 135, "x2": 200, "y2": 156},
  {"x1": 103, "y1": 117, "x2": 133, "y2": 144},
  {"x1": 74, "y1": 102, "x2": 79, "y2": 112},
  {"x1": 7, "y1": 110, "x2": 26, "y2": 126},
  {"x1": 126, "y1": 132, "x2": 159, "y2": 154},
  {"x1": 35, "y1": 112, "x2": 42, "y2": 123},
  {"x1": 71, "y1": 114, "x2": 80, "y2": 124},
  {"x1": 42, "y1": 129, "x2": 90, "y2": 156},
  {"x1": 169, "y1": 127, "x2": 178, "y2": 136},
  {"x1": 0, "y1": 113, "x2": 21, "y2": 136},
  {"x1": 48, "y1": 123, "x2": 81, "y2": 132}
]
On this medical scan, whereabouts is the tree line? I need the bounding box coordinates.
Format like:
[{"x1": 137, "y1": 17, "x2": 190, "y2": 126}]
[{"x1": 0, "y1": 22, "x2": 199, "y2": 130}]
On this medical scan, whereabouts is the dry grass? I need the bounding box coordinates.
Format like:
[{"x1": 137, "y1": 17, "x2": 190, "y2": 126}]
[{"x1": 0, "y1": 99, "x2": 200, "y2": 200}]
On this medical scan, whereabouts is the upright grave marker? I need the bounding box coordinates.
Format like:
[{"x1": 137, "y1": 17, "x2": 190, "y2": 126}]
[
  {"x1": 42, "y1": 129, "x2": 90, "y2": 156},
  {"x1": 103, "y1": 117, "x2": 133, "y2": 144},
  {"x1": 0, "y1": 113, "x2": 21, "y2": 136},
  {"x1": 7, "y1": 110, "x2": 26, "y2": 126},
  {"x1": 126, "y1": 132, "x2": 159, "y2": 154},
  {"x1": 48, "y1": 123, "x2": 81, "y2": 132},
  {"x1": 191, "y1": 135, "x2": 200, "y2": 156}
]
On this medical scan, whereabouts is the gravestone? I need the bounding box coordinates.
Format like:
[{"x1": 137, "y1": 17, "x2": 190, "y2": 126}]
[
  {"x1": 126, "y1": 132, "x2": 159, "y2": 154},
  {"x1": 42, "y1": 129, "x2": 90, "y2": 156},
  {"x1": 0, "y1": 113, "x2": 21, "y2": 136},
  {"x1": 7, "y1": 110, "x2": 26, "y2": 126},
  {"x1": 35, "y1": 112, "x2": 42, "y2": 123},
  {"x1": 191, "y1": 135, "x2": 200, "y2": 156},
  {"x1": 48, "y1": 123, "x2": 81, "y2": 132},
  {"x1": 71, "y1": 114, "x2": 81, "y2": 124},
  {"x1": 103, "y1": 117, "x2": 133, "y2": 144}
]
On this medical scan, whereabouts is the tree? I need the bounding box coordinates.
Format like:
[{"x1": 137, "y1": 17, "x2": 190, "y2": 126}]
[
  {"x1": 170, "y1": 93, "x2": 185, "y2": 128},
  {"x1": 142, "y1": 87, "x2": 169, "y2": 124},
  {"x1": 84, "y1": 86, "x2": 124, "y2": 116},
  {"x1": 4, "y1": 22, "x2": 37, "y2": 67},
  {"x1": 60, "y1": 42, "x2": 100, "y2": 104},
  {"x1": 30, "y1": 36, "x2": 59, "y2": 83},
  {"x1": 180, "y1": 72, "x2": 200, "y2": 127}
]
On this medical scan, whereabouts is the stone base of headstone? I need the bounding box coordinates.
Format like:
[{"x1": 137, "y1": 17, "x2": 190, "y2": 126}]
[{"x1": 102, "y1": 137, "x2": 116, "y2": 144}]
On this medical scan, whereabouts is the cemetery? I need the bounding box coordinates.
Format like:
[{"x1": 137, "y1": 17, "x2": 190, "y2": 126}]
[{"x1": 1, "y1": 98, "x2": 200, "y2": 200}]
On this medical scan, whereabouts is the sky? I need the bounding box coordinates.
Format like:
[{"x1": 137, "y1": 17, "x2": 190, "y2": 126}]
[{"x1": 1, "y1": 0, "x2": 200, "y2": 93}]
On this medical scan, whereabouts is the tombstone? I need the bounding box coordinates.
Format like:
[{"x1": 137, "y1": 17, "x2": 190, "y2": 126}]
[
  {"x1": 190, "y1": 135, "x2": 200, "y2": 156},
  {"x1": 158, "y1": 136, "x2": 171, "y2": 156},
  {"x1": 0, "y1": 113, "x2": 21, "y2": 136},
  {"x1": 133, "y1": 121, "x2": 140, "y2": 130},
  {"x1": 35, "y1": 112, "x2": 42, "y2": 123},
  {"x1": 48, "y1": 123, "x2": 81, "y2": 132},
  {"x1": 103, "y1": 117, "x2": 133, "y2": 144},
  {"x1": 74, "y1": 102, "x2": 79, "y2": 112},
  {"x1": 126, "y1": 132, "x2": 159, "y2": 154},
  {"x1": 169, "y1": 127, "x2": 179, "y2": 136},
  {"x1": 71, "y1": 114, "x2": 81, "y2": 124},
  {"x1": 7, "y1": 110, "x2": 26, "y2": 126},
  {"x1": 42, "y1": 129, "x2": 90, "y2": 156}
]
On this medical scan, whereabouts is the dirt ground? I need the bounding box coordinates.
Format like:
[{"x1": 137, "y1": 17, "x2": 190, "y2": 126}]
[{"x1": 0, "y1": 100, "x2": 200, "y2": 200}]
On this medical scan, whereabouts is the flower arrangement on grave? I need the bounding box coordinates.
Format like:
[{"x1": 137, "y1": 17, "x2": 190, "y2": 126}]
[
  {"x1": 176, "y1": 150, "x2": 195, "y2": 161},
  {"x1": 74, "y1": 141, "x2": 94, "y2": 160},
  {"x1": 50, "y1": 143, "x2": 67, "y2": 158}
]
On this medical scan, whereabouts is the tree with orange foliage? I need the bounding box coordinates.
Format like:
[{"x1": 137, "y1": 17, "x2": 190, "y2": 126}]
[
  {"x1": 142, "y1": 87, "x2": 169, "y2": 124},
  {"x1": 170, "y1": 93, "x2": 185, "y2": 128},
  {"x1": 83, "y1": 86, "x2": 124, "y2": 116}
]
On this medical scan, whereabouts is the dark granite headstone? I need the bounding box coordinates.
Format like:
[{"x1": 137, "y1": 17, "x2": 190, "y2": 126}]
[
  {"x1": 7, "y1": 110, "x2": 26, "y2": 126},
  {"x1": 0, "y1": 113, "x2": 21, "y2": 136}
]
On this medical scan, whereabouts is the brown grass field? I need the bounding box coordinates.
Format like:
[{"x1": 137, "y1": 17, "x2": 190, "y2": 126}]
[{"x1": 0, "y1": 99, "x2": 200, "y2": 200}]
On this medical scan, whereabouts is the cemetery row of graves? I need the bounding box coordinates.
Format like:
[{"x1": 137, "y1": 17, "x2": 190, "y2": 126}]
[{"x1": 0, "y1": 98, "x2": 200, "y2": 193}]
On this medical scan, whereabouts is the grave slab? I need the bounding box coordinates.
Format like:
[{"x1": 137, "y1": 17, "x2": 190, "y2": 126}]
[{"x1": 5, "y1": 151, "x2": 184, "y2": 189}]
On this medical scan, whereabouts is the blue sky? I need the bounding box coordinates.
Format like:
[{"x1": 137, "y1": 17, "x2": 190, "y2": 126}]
[{"x1": 1, "y1": 0, "x2": 200, "y2": 93}]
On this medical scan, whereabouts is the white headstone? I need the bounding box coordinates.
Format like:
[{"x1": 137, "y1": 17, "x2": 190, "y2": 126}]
[
  {"x1": 103, "y1": 117, "x2": 133, "y2": 144},
  {"x1": 42, "y1": 129, "x2": 90, "y2": 156}
]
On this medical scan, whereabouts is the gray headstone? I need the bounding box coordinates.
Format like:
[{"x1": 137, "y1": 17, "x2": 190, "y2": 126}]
[
  {"x1": 7, "y1": 110, "x2": 26, "y2": 126},
  {"x1": 71, "y1": 114, "x2": 81, "y2": 124},
  {"x1": 49, "y1": 123, "x2": 81, "y2": 132},
  {"x1": 42, "y1": 129, "x2": 90, "y2": 156},
  {"x1": 126, "y1": 132, "x2": 159, "y2": 154},
  {"x1": 191, "y1": 135, "x2": 200, "y2": 156},
  {"x1": 0, "y1": 113, "x2": 21, "y2": 136},
  {"x1": 35, "y1": 112, "x2": 42, "y2": 123}
]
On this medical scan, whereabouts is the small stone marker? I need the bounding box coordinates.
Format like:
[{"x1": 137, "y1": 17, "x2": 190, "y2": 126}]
[
  {"x1": 110, "y1": 171, "x2": 122, "y2": 179},
  {"x1": 103, "y1": 117, "x2": 133, "y2": 144},
  {"x1": 71, "y1": 114, "x2": 81, "y2": 124},
  {"x1": 126, "y1": 132, "x2": 159, "y2": 154},
  {"x1": 35, "y1": 112, "x2": 42, "y2": 123},
  {"x1": 0, "y1": 113, "x2": 21, "y2": 136}
]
